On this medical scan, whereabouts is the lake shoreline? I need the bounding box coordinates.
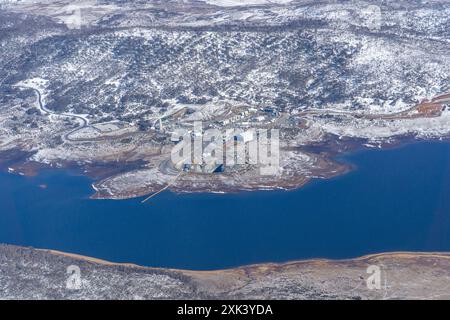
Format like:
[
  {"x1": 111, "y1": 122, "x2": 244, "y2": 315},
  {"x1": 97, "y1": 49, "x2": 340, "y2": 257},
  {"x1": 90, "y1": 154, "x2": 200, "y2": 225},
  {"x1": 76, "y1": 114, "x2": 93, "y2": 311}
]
[
  {"x1": 1, "y1": 243, "x2": 450, "y2": 299},
  {"x1": 1, "y1": 139, "x2": 450, "y2": 270},
  {"x1": 38, "y1": 245, "x2": 450, "y2": 272},
  {"x1": 2, "y1": 135, "x2": 449, "y2": 200}
]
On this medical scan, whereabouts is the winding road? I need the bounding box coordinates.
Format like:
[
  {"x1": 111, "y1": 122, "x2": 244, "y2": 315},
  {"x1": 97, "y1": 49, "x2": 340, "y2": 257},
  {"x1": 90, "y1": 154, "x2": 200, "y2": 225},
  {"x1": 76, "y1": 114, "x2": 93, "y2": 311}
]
[{"x1": 17, "y1": 85, "x2": 89, "y2": 142}]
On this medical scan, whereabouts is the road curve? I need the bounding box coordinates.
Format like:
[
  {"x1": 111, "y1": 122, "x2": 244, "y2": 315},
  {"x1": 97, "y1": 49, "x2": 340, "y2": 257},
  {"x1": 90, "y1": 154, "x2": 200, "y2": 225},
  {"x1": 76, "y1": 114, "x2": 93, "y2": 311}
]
[{"x1": 17, "y1": 85, "x2": 89, "y2": 142}]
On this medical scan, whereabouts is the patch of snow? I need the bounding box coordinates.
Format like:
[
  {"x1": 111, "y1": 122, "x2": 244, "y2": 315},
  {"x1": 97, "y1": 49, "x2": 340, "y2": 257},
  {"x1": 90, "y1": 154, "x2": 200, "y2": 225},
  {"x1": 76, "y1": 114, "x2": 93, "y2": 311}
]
[{"x1": 203, "y1": 0, "x2": 292, "y2": 7}]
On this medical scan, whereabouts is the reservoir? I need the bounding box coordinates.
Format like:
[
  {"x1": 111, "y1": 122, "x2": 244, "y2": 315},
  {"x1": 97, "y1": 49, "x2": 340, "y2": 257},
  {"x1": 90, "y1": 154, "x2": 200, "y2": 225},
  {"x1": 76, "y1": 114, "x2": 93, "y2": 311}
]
[{"x1": 0, "y1": 141, "x2": 449, "y2": 270}]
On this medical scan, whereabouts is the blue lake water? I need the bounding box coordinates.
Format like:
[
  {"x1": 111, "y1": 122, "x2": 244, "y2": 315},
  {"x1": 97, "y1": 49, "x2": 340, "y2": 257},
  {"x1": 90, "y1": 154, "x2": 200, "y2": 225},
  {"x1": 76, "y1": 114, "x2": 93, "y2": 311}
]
[{"x1": 0, "y1": 141, "x2": 449, "y2": 270}]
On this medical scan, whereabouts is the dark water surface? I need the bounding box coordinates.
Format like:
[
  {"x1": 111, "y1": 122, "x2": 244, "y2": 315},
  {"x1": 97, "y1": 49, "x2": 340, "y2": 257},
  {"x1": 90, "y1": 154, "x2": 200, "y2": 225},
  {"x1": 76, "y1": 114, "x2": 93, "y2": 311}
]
[{"x1": 1, "y1": 142, "x2": 449, "y2": 270}]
